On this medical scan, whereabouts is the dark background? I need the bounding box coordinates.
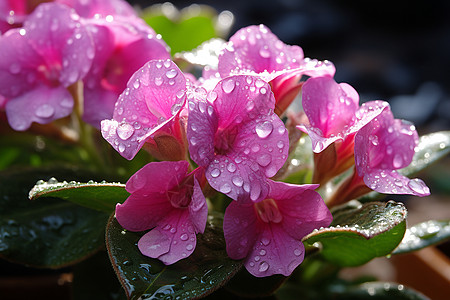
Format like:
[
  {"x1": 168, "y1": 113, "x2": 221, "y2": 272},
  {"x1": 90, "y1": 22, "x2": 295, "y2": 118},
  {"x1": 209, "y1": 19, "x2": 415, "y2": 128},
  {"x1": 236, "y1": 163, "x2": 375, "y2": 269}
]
[{"x1": 128, "y1": 0, "x2": 450, "y2": 134}]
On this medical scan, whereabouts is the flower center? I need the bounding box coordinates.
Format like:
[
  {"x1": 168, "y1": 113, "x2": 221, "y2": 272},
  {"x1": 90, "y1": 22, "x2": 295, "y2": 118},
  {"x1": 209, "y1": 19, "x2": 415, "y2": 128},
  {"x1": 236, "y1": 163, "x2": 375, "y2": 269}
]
[
  {"x1": 214, "y1": 126, "x2": 238, "y2": 155},
  {"x1": 168, "y1": 173, "x2": 195, "y2": 209},
  {"x1": 254, "y1": 198, "x2": 283, "y2": 223}
]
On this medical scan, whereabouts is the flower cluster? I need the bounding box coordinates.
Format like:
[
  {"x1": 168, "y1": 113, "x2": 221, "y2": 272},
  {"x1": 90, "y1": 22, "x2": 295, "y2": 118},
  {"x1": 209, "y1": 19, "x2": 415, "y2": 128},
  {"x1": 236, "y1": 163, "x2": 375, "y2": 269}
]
[{"x1": 1, "y1": 1, "x2": 430, "y2": 279}]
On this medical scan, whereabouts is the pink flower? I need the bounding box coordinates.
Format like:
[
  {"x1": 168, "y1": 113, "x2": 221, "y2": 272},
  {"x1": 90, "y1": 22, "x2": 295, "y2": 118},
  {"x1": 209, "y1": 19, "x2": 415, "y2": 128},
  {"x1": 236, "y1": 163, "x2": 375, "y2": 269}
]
[
  {"x1": 101, "y1": 59, "x2": 188, "y2": 161},
  {"x1": 56, "y1": 0, "x2": 137, "y2": 18},
  {"x1": 115, "y1": 160, "x2": 208, "y2": 265},
  {"x1": 354, "y1": 105, "x2": 430, "y2": 196},
  {"x1": 82, "y1": 16, "x2": 170, "y2": 127},
  {"x1": 223, "y1": 180, "x2": 332, "y2": 277},
  {"x1": 0, "y1": 3, "x2": 94, "y2": 131},
  {"x1": 297, "y1": 76, "x2": 388, "y2": 184},
  {"x1": 187, "y1": 75, "x2": 289, "y2": 203},
  {"x1": 218, "y1": 25, "x2": 335, "y2": 115}
]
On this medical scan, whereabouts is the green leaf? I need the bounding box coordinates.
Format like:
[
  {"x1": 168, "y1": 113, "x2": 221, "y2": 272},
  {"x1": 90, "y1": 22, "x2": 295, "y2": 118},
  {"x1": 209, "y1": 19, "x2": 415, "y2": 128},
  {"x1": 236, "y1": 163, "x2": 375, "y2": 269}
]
[
  {"x1": 0, "y1": 167, "x2": 109, "y2": 268},
  {"x1": 106, "y1": 213, "x2": 243, "y2": 299},
  {"x1": 141, "y1": 4, "x2": 219, "y2": 55},
  {"x1": 393, "y1": 220, "x2": 450, "y2": 255},
  {"x1": 400, "y1": 131, "x2": 450, "y2": 177},
  {"x1": 277, "y1": 281, "x2": 429, "y2": 300},
  {"x1": 279, "y1": 135, "x2": 314, "y2": 184},
  {"x1": 29, "y1": 178, "x2": 128, "y2": 213},
  {"x1": 303, "y1": 201, "x2": 407, "y2": 267}
]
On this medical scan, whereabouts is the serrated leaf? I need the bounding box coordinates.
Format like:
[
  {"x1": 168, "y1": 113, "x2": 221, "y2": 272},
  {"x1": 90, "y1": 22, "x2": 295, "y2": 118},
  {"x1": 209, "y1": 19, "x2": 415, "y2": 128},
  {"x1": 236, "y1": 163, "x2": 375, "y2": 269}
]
[
  {"x1": 29, "y1": 178, "x2": 128, "y2": 213},
  {"x1": 106, "y1": 213, "x2": 243, "y2": 300},
  {"x1": 393, "y1": 220, "x2": 450, "y2": 255},
  {"x1": 0, "y1": 167, "x2": 109, "y2": 268},
  {"x1": 303, "y1": 201, "x2": 407, "y2": 267},
  {"x1": 400, "y1": 131, "x2": 450, "y2": 177}
]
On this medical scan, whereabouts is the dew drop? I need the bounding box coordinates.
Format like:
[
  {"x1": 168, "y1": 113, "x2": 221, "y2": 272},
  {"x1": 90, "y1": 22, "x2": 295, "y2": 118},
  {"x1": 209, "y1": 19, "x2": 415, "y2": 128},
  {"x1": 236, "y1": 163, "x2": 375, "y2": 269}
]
[
  {"x1": 154, "y1": 77, "x2": 163, "y2": 86},
  {"x1": 220, "y1": 183, "x2": 232, "y2": 194},
  {"x1": 232, "y1": 175, "x2": 244, "y2": 187},
  {"x1": 408, "y1": 178, "x2": 430, "y2": 195},
  {"x1": 118, "y1": 144, "x2": 126, "y2": 153},
  {"x1": 256, "y1": 121, "x2": 273, "y2": 138},
  {"x1": 246, "y1": 100, "x2": 255, "y2": 111},
  {"x1": 35, "y1": 104, "x2": 55, "y2": 118},
  {"x1": 207, "y1": 91, "x2": 218, "y2": 102},
  {"x1": 257, "y1": 153, "x2": 272, "y2": 167},
  {"x1": 294, "y1": 248, "x2": 302, "y2": 256},
  {"x1": 259, "y1": 48, "x2": 270, "y2": 58},
  {"x1": 393, "y1": 154, "x2": 403, "y2": 168},
  {"x1": 259, "y1": 249, "x2": 266, "y2": 256},
  {"x1": 117, "y1": 123, "x2": 134, "y2": 140},
  {"x1": 166, "y1": 69, "x2": 178, "y2": 79},
  {"x1": 227, "y1": 163, "x2": 236, "y2": 173},
  {"x1": 222, "y1": 79, "x2": 235, "y2": 94},
  {"x1": 180, "y1": 234, "x2": 188, "y2": 241},
  {"x1": 260, "y1": 87, "x2": 267, "y2": 94},
  {"x1": 258, "y1": 262, "x2": 269, "y2": 272},
  {"x1": 210, "y1": 168, "x2": 220, "y2": 178},
  {"x1": 394, "y1": 179, "x2": 403, "y2": 187},
  {"x1": 186, "y1": 244, "x2": 194, "y2": 251}
]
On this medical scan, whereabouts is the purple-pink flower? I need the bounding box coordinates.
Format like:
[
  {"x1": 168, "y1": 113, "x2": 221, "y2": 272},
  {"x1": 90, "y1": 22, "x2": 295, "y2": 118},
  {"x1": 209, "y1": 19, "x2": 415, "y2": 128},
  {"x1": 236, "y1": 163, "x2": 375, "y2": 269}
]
[
  {"x1": 218, "y1": 25, "x2": 335, "y2": 115},
  {"x1": 187, "y1": 75, "x2": 289, "y2": 203},
  {"x1": 115, "y1": 160, "x2": 208, "y2": 265},
  {"x1": 82, "y1": 16, "x2": 170, "y2": 127},
  {"x1": 297, "y1": 76, "x2": 388, "y2": 184},
  {"x1": 0, "y1": 3, "x2": 94, "y2": 131},
  {"x1": 354, "y1": 105, "x2": 430, "y2": 196},
  {"x1": 101, "y1": 59, "x2": 188, "y2": 161},
  {"x1": 223, "y1": 180, "x2": 332, "y2": 277}
]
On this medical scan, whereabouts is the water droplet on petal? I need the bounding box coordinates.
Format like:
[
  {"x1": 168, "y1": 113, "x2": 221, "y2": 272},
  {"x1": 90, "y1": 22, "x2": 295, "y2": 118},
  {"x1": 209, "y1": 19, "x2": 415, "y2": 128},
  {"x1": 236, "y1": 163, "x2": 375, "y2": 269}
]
[
  {"x1": 232, "y1": 175, "x2": 244, "y2": 187},
  {"x1": 259, "y1": 48, "x2": 270, "y2": 58},
  {"x1": 393, "y1": 154, "x2": 403, "y2": 168},
  {"x1": 118, "y1": 144, "x2": 126, "y2": 153},
  {"x1": 180, "y1": 234, "x2": 188, "y2": 241},
  {"x1": 35, "y1": 104, "x2": 55, "y2": 118},
  {"x1": 294, "y1": 249, "x2": 302, "y2": 256},
  {"x1": 210, "y1": 168, "x2": 220, "y2": 178},
  {"x1": 258, "y1": 261, "x2": 269, "y2": 272},
  {"x1": 257, "y1": 153, "x2": 272, "y2": 167},
  {"x1": 222, "y1": 79, "x2": 235, "y2": 94},
  {"x1": 408, "y1": 178, "x2": 430, "y2": 195},
  {"x1": 117, "y1": 123, "x2": 134, "y2": 140},
  {"x1": 256, "y1": 121, "x2": 273, "y2": 138},
  {"x1": 227, "y1": 163, "x2": 236, "y2": 173},
  {"x1": 154, "y1": 77, "x2": 163, "y2": 86},
  {"x1": 186, "y1": 244, "x2": 194, "y2": 251},
  {"x1": 261, "y1": 237, "x2": 270, "y2": 246},
  {"x1": 133, "y1": 79, "x2": 140, "y2": 89},
  {"x1": 166, "y1": 69, "x2": 178, "y2": 79},
  {"x1": 220, "y1": 183, "x2": 232, "y2": 194}
]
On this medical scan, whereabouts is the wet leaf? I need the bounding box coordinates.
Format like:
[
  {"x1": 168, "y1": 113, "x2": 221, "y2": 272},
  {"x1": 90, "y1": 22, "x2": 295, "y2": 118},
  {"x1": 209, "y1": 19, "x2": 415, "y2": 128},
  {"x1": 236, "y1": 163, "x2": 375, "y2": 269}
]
[
  {"x1": 400, "y1": 131, "x2": 450, "y2": 177},
  {"x1": 0, "y1": 167, "x2": 109, "y2": 268},
  {"x1": 277, "y1": 281, "x2": 428, "y2": 300},
  {"x1": 29, "y1": 178, "x2": 128, "y2": 213},
  {"x1": 393, "y1": 220, "x2": 450, "y2": 255},
  {"x1": 279, "y1": 135, "x2": 314, "y2": 184},
  {"x1": 303, "y1": 201, "x2": 407, "y2": 267},
  {"x1": 106, "y1": 213, "x2": 243, "y2": 300}
]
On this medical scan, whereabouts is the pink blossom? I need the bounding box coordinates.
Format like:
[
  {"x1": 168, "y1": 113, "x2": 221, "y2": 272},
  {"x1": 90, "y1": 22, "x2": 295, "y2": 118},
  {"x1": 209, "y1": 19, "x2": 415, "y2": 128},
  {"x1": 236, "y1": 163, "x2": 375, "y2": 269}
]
[
  {"x1": 56, "y1": 0, "x2": 137, "y2": 18},
  {"x1": 0, "y1": 3, "x2": 94, "y2": 131},
  {"x1": 116, "y1": 160, "x2": 208, "y2": 265},
  {"x1": 223, "y1": 180, "x2": 332, "y2": 277},
  {"x1": 354, "y1": 105, "x2": 430, "y2": 196},
  {"x1": 82, "y1": 17, "x2": 170, "y2": 127},
  {"x1": 218, "y1": 25, "x2": 335, "y2": 115},
  {"x1": 187, "y1": 75, "x2": 289, "y2": 203},
  {"x1": 101, "y1": 59, "x2": 188, "y2": 161},
  {"x1": 297, "y1": 76, "x2": 388, "y2": 184}
]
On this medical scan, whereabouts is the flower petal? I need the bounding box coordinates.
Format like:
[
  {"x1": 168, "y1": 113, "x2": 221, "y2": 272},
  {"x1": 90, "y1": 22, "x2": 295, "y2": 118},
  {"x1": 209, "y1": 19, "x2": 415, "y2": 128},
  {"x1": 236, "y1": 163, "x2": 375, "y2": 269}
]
[
  {"x1": 101, "y1": 59, "x2": 186, "y2": 160},
  {"x1": 223, "y1": 201, "x2": 259, "y2": 260},
  {"x1": 5, "y1": 86, "x2": 73, "y2": 131},
  {"x1": 138, "y1": 227, "x2": 171, "y2": 259},
  {"x1": 188, "y1": 177, "x2": 208, "y2": 234},
  {"x1": 364, "y1": 169, "x2": 430, "y2": 197},
  {"x1": 218, "y1": 24, "x2": 303, "y2": 76},
  {"x1": 246, "y1": 224, "x2": 305, "y2": 277},
  {"x1": 156, "y1": 209, "x2": 198, "y2": 265}
]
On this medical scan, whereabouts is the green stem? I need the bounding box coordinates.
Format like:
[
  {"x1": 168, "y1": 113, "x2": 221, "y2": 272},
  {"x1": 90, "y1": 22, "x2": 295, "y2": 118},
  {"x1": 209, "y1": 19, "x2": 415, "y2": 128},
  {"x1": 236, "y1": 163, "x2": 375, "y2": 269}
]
[{"x1": 68, "y1": 81, "x2": 108, "y2": 173}]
